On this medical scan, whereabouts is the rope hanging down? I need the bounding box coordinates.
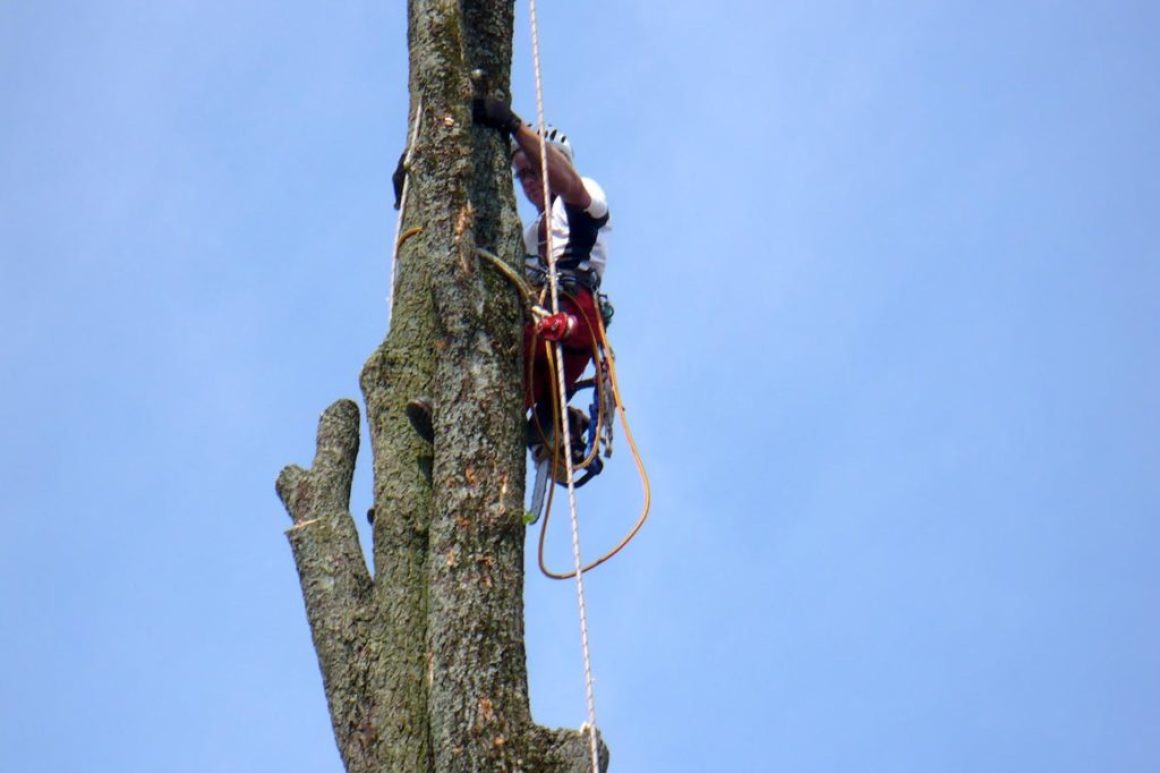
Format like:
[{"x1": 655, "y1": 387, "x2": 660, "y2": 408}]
[{"x1": 527, "y1": 1, "x2": 600, "y2": 768}]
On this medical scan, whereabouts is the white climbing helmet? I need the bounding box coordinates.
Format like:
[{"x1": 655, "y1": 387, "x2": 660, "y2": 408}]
[
  {"x1": 512, "y1": 124, "x2": 574, "y2": 165},
  {"x1": 540, "y1": 125, "x2": 573, "y2": 163}
]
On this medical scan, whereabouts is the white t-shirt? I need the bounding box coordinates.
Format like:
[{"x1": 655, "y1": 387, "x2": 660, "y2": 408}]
[{"x1": 523, "y1": 177, "x2": 611, "y2": 280}]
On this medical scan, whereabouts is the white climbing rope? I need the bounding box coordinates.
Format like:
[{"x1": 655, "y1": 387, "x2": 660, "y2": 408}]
[
  {"x1": 387, "y1": 97, "x2": 424, "y2": 326},
  {"x1": 527, "y1": 3, "x2": 600, "y2": 770}
]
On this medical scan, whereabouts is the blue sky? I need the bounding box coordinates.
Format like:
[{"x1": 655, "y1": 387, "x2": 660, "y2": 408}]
[{"x1": 2, "y1": 2, "x2": 1158, "y2": 771}]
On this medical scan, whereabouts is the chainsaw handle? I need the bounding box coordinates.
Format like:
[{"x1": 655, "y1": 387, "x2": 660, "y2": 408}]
[{"x1": 571, "y1": 457, "x2": 603, "y2": 488}]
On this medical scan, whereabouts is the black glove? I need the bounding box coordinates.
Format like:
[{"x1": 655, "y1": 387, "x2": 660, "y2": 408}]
[{"x1": 472, "y1": 97, "x2": 522, "y2": 133}]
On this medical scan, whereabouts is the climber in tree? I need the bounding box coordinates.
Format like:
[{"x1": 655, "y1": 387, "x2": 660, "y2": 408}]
[
  {"x1": 406, "y1": 98, "x2": 611, "y2": 448},
  {"x1": 473, "y1": 98, "x2": 611, "y2": 415}
]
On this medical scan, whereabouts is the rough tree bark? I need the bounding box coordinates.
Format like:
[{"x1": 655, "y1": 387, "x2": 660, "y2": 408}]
[{"x1": 275, "y1": 1, "x2": 609, "y2": 770}]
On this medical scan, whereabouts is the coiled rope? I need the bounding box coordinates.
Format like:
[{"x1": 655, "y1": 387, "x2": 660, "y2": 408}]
[
  {"x1": 531, "y1": 301, "x2": 652, "y2": 580},
  {"x1": 472, "y1": 256, "x2": 652, "y2": 578}
]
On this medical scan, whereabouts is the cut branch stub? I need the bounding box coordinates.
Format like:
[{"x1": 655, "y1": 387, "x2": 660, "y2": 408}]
[
  {"x1": 277, "y1": 398, "x2": 361, "y2": 525},
  {"x1": 275, "y1": 398, "x2": 378, "y2": 771}
]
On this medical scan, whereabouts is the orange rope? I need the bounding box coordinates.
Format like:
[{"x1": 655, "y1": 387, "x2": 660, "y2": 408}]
[{"x1": 536, "y1": 304, "x2": 652, "y2": 580}]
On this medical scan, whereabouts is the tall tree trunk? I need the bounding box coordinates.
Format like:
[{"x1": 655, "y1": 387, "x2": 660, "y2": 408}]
[{"x1": 276, "y1": 1, "x2": 608, "y2": 770}]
